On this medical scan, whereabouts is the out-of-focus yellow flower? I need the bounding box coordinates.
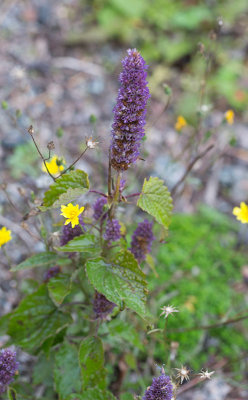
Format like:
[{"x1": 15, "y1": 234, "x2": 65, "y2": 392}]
[
  {"x1": 42, "y1": 156, "x2": 65, "y2": 175},
  {"x1": 0, "y1": 227, "x2": 12, "y2": 248},
  {"x1": 233, "y1": 202, "x2": 248, "y2": 224},
  {"x1": 175, "y1": 115, "x2": 187, "y2": 131},
  {"x1": 183, "y1": 295, "x2": 197, "y2": 312},
  {"x1": 60, "y1": 203, "x2": 85, "y2": 228},
  {"x1": 225, "y1": 109, "x2": 234, "y2": 125}
]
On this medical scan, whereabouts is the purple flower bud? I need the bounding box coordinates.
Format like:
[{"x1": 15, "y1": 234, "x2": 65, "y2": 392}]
[
  {"x1": 119, "y1": 179, "x2": 126, "y2": 192},
  {"x1": 130, "y1": 219, "x2": 155, "y2": 263},
  {"x1": 0, "y1": 348, "x2": 19, "y2": 394},
  {"x1": 93, "y1": 197, "x2": 107, "y2": 221},
  {"x1": 60, "y1": 215, "x2": 85, "y2": 246},
  {"x1": 93, "y1": 291, "x2": 116, "y2": 319},
  {"x1": 143, "y1": 374, "x2": 173, "y2": 400},
  {"x1": 104, "y1": 219, "x2": 121, "y2": 242},
  {"x1": 111, "y1": 49, "x2": 150, "y2": 171},
  {"x1": 43, "y1": 265, "x2": 61, "y2": 282}
]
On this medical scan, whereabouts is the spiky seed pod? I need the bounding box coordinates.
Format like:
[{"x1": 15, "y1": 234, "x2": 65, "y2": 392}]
[
  {"x1": 93, "y1": 197, "x2": 107, "y2": 221},
  {"x1": 143, "y1": 373, "x2": 173, "y2": 400},
  {"x1": 0, "y1": 348, "x2": 19, "y2": 394},
  {"x1": 130, "y1": 219, "x2": 155, "y2": 263},
  {"x1": 93, "y1": 291, "x2": 116, "y2": 319},
  {"x1": 111, "y1": 49, "x2": 150, "y2": 171},
  {"x1": 104, "y1": 219, "x2": 121, "y2": 242},
  {"x1": 43, "y1": 265, "x2": 61, "y2": 282},
  {"x1": 60, "y1": 214, "x2": 85, "y2": 246}
]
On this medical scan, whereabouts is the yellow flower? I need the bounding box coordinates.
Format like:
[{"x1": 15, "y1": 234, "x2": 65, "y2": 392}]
[
  {"x1": 233, "y1": 202, "x2": 248, "y2": 224},
  {"x1": 175, "y1": 115, "x2": 187, "y2": 131},
  {"x1": 60, "y1": 203, "x2": 85, "y2": 228},
  {"x1": 42, "y1": 156, "x2": 65, "y2": 175},
  {"x1": 0, "y1": 227, "x2": 12, "y2": 248},
  {"x1": 225, "y1": 109, "x2": 234, "y2": 125}
]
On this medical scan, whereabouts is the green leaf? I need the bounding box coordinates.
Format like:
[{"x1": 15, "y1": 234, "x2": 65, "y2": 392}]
[
  {"x1": 8, "y1": 387, "x2": 17, "y2": 400},
  {"x1": 86, "y1": 251, "x2": 148, "y2": 319},
  {"x1": 54, "y1": 342, "x2": 81, "y2": 399},
  {"x1": 11, "y1": 252, "x2": 70, "y2": 272},
  {"x1": 137, "y1": 177, "x2": 173, "y2": 229},
  {"x1": 57, "y1": 233, "x2": 100, "y2": 254},
  {"x1": 79, "y1": 337, "x2": 106, "y2": 390},
  {"x1": 120, "y1": 394, "x2": 135, "y2": 400},
  {"x1": 7, "y1": 285, "x2": 72, "y2": 352},
  {"x1": 106, "y1": 319, "x2": 144, "y2": 350},
  {"x1": 66, "y1": 389, "x2": 117, "y2": 400},
  {"x1": 42, "y1": 170, "x2": 89, "y2": 209},
  {"x1": 48, "y1": 274, "x2": 72, "y2": 306}
]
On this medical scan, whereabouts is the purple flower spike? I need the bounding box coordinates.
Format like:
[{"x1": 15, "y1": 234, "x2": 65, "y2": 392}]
[
  {"x1": 111, "y1": 49, "x2": 150, "y2": 171},
  {"x1": 60, "y1": 215, "x2": 85, "y2": 246},
  {"x1": 93, "y1": 197, "x2": 107, "y2": 221},
  {"x1": 143, "y1": 373, "x2": 173, "y2": 400},
  {"x1": 93, "y1": 291, "x2": 116, "y2": 320},
  {"x1": 130, "y1": 219, "x2": 155, "y2": 263},
  {"x1": 0, "y1": 348, "x2": 19, "y2": 394},
  {"x1": 104, "y1": 219, "x2": 121, "y2": 242},
  {"x1": 44, "y1": 265, "x2": 61, "y2": 282}
]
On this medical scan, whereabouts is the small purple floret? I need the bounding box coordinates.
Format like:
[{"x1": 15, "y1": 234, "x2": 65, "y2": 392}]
[
  {"x1": 130, "y1": 219, "x2": 155, "y2": 263},
  {"x1": 143, "y1": 374, "x2": 173, "y2": 400},
  {"x1": 93, "y1": 291, "x2": 116, "y2": 319},
  {"x1": 111, "y1": 49, "x2": 150, "y2": 171},
  {"x1": 60, "y1": 215, "x2": 85, "y2": 246},
  {"x1": 44, "y1": 265, "x2": 61, "y2": 282},
  {"x1": 104, "y1": 219, "x2": 121, "y2": 242},
  {"x1": 0, "y1": 348, "x2": 19, "y2": 394},
  {"x1": 93, "y1": 197, "x2": 107, "y2": 221}
]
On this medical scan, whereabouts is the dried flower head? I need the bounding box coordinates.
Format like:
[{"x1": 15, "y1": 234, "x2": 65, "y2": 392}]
[
  {"x1": 104, "y1": 219, "x2": 121, "y2": 242},
  {"x1": 93, "y1": 197, "x2": 107, "y2": 221},
  {"x1": 86, "y1": 136, "x2": 99, "y2": 149},
  {"x1": 198, "y1": 369, "x2": 215, "y2": 380},
  {"x1": 175, "y1": 366, "x2": 190, "y2": 384},
  {"x1": 233, "y1": 202, "x2": 248, "y2": 224},
  {"x1": 143, "y1": 372, "x2": 173, "y2": 400},
  {"x1": 28, "y1": 125, "x2": 34, "y2": 135},
  {"x1": 0, "y1": 348, "x2": 19, "y2": 394},
  {"x1": 93, "y1": 291, "x2": 116, "y2": 319},
  {"x1": 160, "y1": 305, "x2": 179, "y2": 319},
  {"x1": 60, "y1": 203, "x2": 85, "y2": 228},
  {"x1": 47, "y1": 141, "x2": 55, "y2": 150},
  {"x1": 111, "y1": 48, "x2": 150, "y2": 171},
  {"x1": 0, "y1": 227, "x2": 12, "y2": 248},
  {"x1": 130, "y1": 219, "x2": 154, "y2": 263}
]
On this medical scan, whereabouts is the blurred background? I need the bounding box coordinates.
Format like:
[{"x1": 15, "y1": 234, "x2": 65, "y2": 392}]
[{"x1": 0, "y1": 0, "x2": 248, "y2": 399}]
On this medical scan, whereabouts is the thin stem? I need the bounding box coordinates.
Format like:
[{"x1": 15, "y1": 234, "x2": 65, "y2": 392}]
[
  {"x1": 29, "y1": 132, "x2": 56, "y2": 182},
  {"x1": 108, "y1": 149, "x2": 112, "y2": 196},
  {"x1": 125, "y1": 192, "x2": 140, "y2": 199},
  {"x1": 171, "y1": 144, "x2": 214, "y2": 196},
  {"x1": 89, "y1": 190, "x2": 108, "y2": 198},
  {"x1": 56, "y1": 146, "x2": 89, "y2": 177}
]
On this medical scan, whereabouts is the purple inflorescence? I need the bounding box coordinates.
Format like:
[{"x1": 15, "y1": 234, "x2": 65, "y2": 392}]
[
  {"x1": 43, "y1": 265, "x2": 61, "y2": 282},
  {"x1": 0, "y1": 348, "x2": 19, "y2": 394},
  {"x1": 130, "y1": 219, "x2": 155, "y2": 263},
  {"x1": 104, "y1": 219, "x2": 121, "y2": 242},
  {"x1": 111, "y1": 48, "x2": 150, "y2": 171},
  {"x1": 143, "y1": 373, "x2": 173, "y2": 400},
  {"x1": 93, "y1": 291, "x2": 116, "y2": 319},
  {"x1": 93, "y1": 197, "x2": 107, "y2": 221},
  {"x1": 60, "y1": 215, "x2": 85, "y2": 246}
]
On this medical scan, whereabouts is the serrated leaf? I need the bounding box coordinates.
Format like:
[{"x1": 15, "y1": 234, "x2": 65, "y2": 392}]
[
  {"x1": 42, "y1": 170, "x2": 89, "y2": 209},
  {"x1": 137, "y1": 177, "x2": 173, "y2": 229},
  {"x1": 54, "y1": 342, "x2": 81, "y2": 399},
  {"x1": 11, "y1": 252, "x2": 70, "y2": 272},
  {"x1": 106, "y1": 319, "x2": 144, "y2": 350},
  {"x1": 66, "y1": 389, "x2": 117, "y2": 400},
  {"x1": 57, "y1": 233, "x2": 100, "y2": 254},
  {"x1": 7, "y1": 285, "x2": 72, "y2": 352},
  {"x1": 79, "y1": 337, "x2": 106, "y2": 390},
  {"x1": 48, "y1": 273, "x2": 72, "y2": 306},
  {"x1": 86, "y1": 251, "x2": 148, "y2": 319}
]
